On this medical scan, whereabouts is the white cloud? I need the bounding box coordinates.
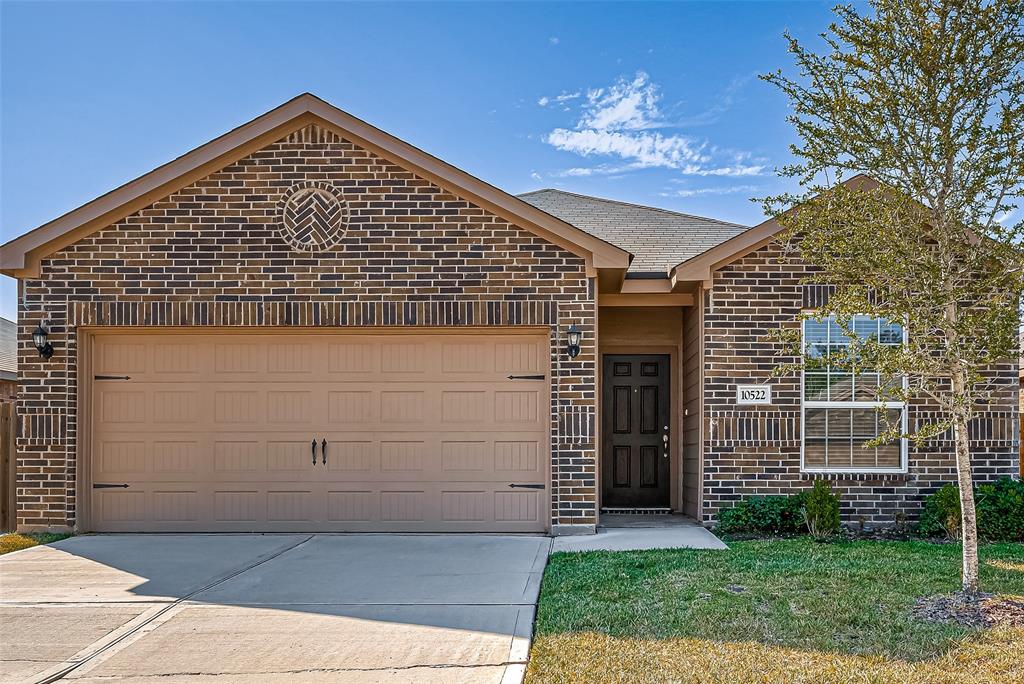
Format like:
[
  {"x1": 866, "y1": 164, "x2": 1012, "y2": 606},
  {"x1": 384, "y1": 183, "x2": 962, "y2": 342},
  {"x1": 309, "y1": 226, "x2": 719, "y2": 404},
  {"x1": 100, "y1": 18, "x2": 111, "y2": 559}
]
[
  {"x1": 537, "y1": 91, "x2": 581, "y2": 108},
  {"x1": 663, "y1": 185, "x2": 760, "y2": 199},
  {"x1": 578, "y1": 72, "x2": 662, "y2": 131},
  {"x1": 540, "y1": 71, "x2": 767, "y2": 178},
  {"x1": 995, "y1": 208, "x2": 1018, "y2": 224},
  {"x1": 549, "y1": 36, "x2": 560, "y2": 45},
  {"x1": 546, "y1": 128, "x2": 708, "y2": 170},
  {"x1": 550, "y1": 165, "x2": 634, "y2": 178},
  {"x1": 678, "y1": 163, "x2": 766, "y2": 177}
]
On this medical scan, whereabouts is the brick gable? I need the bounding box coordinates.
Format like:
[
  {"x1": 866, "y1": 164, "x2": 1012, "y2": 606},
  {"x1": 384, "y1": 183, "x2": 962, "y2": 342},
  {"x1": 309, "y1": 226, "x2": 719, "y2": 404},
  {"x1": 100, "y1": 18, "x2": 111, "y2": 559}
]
[{"x1": 17, "y1": 124, "x2": 598, "y2": 531}]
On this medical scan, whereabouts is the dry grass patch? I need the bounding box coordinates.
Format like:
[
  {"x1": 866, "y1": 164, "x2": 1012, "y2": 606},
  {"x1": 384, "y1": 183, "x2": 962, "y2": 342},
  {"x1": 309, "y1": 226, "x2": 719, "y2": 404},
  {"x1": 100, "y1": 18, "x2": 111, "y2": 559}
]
[
  {"x1": 529, "y1": 629, "x2": 1024, "y2": 684},
  {"x1": 0, "y1": 532, "x2": 71, "y2": 555},
  {"x1": 527, "y1": 539, "x2": 1024, "y2": 683}
]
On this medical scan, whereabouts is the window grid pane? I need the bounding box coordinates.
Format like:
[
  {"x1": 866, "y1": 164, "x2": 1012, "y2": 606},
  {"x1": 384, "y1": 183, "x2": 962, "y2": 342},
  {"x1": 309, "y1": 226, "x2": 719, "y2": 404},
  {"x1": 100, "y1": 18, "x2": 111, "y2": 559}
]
[{"x1": 803, "y1": 315, "x2": 905, "y2": 472}]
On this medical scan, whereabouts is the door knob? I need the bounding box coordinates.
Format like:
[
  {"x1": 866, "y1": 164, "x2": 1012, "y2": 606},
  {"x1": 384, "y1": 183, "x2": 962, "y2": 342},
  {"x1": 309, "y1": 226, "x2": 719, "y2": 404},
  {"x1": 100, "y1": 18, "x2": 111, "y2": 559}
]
[
  {"x1": 321, "y1": 439, "x2": 327, "y2": 466},
  {"x1": 311, "y1": 439, "x2": 317, "y2": 466}
]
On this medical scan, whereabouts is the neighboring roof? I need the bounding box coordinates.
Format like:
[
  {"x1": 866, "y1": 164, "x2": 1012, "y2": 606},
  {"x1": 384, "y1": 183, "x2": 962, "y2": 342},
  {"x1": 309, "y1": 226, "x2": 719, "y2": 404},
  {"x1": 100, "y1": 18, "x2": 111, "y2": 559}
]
[
  {"x1": 0, "y1": 94, "x2": 630, "y2": 278},
  {"x1": 0, "y1": 317, "x2": 15, "y2": 381},
  {"x1": 518, "y1": 189, "x2": 747, "y2": 275}
]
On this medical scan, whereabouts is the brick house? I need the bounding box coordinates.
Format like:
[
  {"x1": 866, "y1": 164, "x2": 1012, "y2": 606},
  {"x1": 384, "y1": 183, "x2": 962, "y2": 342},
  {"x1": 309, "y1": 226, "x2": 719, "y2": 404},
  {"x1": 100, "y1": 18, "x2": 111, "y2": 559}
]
[{"x1": 1, "y1": 94, "x2": 1018, "y2": 534}]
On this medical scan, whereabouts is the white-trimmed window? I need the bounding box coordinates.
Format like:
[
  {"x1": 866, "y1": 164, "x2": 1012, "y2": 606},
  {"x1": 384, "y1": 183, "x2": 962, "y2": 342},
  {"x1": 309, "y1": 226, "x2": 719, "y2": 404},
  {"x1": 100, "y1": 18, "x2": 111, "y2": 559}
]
[{"x1": 801, "y1": 315, "x2": 907, "y2": 472}]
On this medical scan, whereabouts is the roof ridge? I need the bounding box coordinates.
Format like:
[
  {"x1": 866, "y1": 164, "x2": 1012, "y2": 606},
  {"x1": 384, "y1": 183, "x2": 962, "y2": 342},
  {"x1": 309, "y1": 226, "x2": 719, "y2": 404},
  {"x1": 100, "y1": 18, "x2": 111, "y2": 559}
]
[{"x1": 517, "y1": 188, "x2": 748, "y2": 228}]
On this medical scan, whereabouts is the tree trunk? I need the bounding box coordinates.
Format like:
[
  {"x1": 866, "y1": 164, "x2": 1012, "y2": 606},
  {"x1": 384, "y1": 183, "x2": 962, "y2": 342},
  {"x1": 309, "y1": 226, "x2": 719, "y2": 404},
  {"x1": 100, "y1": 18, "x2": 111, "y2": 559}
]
[{"x1": 950, "y1": 370, "x2": 979, "y2": 595}]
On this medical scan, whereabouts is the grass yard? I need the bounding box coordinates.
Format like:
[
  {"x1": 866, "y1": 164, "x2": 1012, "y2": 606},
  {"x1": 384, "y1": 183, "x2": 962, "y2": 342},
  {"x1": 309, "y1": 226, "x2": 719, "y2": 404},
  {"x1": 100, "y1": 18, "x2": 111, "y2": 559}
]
[
  {"x1": 0, "y1": 532, "x2": 71, "y2": 555},
  {"x1": 527, "y1": 539, "x2": 1024, "y2": 684}
]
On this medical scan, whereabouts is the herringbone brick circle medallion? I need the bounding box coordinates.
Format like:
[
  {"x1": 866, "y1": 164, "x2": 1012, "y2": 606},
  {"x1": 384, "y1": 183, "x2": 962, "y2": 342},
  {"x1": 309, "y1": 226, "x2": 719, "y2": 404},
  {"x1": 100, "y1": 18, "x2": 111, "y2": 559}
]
[{"x1": 278, "y1": 181, "x2": 348, "y2": 251}]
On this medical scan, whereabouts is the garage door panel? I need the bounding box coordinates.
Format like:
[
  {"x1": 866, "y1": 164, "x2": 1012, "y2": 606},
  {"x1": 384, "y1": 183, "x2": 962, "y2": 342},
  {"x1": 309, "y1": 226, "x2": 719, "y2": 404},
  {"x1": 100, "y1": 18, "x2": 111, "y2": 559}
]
[
  {"x1": 94, "y1": 490, "x2": 149, "y2": 526},
  {"x1": 324, "y1": 440, "x2": 375, "y2": 472},
  {"x1": 94, "y1": 432, "x2": 547, "y2": 483},
  {"x1": 151, "y1": 341, "x2": 203, "y2": 376},
  {"x1": 318, "y1": 432, "x2": 545, "y2": 482},
  {"x1": 494, "y1": 489, "x2": 542, "y2": 524},
  {"x1": 494, "y1": 440, "x2": 541, "y2": 473},
  {"x1": 95, "y1": 431, "x2": 319, "y2": 482},
  {"x1": 97, "y1": 388, "x2": 148, "y2": 425},
  {"x1": 95, "y1": 434, "x2": 206, "y2": 479},
  {"x1": 151, "y1": 490, "x2": 200, "y2": 523},
  {"x1": 96, "y1": 341, "x2": 150, "y2": 376},
  {"x1": 92, "y1": 335, "x2": 555, "y2": 382},
  {"x1": 90, "y1": 332, "x2": 549, "y2": 532},
  {"x1": 94, "y1": 483, "x2": 545, "y2": 533},
  {"x1": 326, "y1": 489, "x2": 376, "y2": 522}
]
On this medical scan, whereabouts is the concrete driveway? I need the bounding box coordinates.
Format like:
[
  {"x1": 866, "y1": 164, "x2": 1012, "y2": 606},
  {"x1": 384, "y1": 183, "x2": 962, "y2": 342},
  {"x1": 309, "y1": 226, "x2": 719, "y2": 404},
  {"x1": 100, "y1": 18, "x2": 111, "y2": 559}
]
[{"x1": 0, "y1": 534, "x2": 551, "y2": 684}]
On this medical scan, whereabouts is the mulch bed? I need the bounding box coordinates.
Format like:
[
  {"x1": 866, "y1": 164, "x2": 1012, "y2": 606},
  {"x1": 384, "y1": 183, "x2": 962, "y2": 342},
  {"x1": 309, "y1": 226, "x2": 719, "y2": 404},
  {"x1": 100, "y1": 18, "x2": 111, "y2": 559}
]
[{"x1": 912, "y1": 591, "x2": 1024, "y2": 628}]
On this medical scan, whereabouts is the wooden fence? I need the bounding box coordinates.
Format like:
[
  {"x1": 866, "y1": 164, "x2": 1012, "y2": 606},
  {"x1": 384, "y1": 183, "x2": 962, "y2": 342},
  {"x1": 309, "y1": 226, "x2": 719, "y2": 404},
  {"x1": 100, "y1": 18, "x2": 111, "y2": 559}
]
[{"x1": 0, "y1": 402, "x2": 15, "y2": 532}]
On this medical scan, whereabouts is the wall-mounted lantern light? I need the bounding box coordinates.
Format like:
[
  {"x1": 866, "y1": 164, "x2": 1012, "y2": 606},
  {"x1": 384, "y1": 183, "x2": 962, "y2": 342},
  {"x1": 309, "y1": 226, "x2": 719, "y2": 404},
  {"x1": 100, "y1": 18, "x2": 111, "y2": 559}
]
[
  {"x1": 32, "y1": 320, "x2": 54, "y2": 359},
  {"x1": 566, "y1": 324, "x2": 582, "y2": 359}
]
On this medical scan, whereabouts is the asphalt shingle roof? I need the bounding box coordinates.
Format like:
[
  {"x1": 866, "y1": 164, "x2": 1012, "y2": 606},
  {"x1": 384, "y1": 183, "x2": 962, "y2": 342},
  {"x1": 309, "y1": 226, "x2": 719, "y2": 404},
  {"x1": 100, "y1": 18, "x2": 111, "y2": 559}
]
[{"x1": 518, "y1": 189, "x2": 749, "y2": 274}]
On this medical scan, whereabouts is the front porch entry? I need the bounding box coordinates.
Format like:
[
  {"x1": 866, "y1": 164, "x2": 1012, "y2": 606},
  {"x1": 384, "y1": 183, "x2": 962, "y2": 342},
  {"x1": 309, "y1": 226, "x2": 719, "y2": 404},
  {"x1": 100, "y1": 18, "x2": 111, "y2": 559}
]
[{"x1": 601, "y1": 354, "x2": 672, "y2": 509}]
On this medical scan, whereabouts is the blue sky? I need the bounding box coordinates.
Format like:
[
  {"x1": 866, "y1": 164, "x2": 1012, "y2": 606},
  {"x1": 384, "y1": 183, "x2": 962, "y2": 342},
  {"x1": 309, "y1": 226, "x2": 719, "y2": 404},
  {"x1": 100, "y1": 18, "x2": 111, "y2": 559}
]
[{"x1": 0, "y1": 0, "x2": 841, "y2": 321}]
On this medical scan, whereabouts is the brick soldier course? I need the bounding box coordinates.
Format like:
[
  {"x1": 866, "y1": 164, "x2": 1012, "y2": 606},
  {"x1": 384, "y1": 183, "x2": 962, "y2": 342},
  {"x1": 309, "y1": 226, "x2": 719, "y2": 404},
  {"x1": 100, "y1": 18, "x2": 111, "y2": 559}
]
[{"x1": 1, "y1": 94, "x2": 1018, "y2": 534}]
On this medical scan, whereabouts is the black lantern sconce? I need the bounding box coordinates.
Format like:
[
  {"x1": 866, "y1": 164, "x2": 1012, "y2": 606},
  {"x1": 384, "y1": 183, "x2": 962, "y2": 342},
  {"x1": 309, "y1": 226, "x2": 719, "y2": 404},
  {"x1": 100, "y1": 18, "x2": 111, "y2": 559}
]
[
  {"x1": 566, "y1": 324, "x2": 582, "y2": 359},
  {"x1": 32, "y1": 320, "x2": 54, "y2": 360}
]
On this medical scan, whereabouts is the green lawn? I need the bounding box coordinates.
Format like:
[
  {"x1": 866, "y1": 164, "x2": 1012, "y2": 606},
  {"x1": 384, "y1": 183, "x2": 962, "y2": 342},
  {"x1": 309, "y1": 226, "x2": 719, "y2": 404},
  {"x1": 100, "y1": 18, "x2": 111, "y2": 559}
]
[
  {"x1": 0, "y1": 532, "x2": 71, "y2": 555},
  {"x1": 527, "y1": 539, "x2": 1024, "y2": 683}
]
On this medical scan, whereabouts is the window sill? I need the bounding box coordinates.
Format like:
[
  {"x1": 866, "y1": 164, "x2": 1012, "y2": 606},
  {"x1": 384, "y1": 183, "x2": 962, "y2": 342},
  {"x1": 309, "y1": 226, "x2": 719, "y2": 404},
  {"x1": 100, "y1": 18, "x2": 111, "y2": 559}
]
[{"x1": 801, "y1": 470, "x2": 910, "y2": 482}]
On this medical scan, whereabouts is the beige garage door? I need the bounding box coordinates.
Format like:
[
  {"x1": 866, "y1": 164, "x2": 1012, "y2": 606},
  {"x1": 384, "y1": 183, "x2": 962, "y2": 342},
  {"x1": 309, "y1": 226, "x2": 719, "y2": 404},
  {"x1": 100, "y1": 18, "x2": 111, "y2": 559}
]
[{"x1": 88, "y1": 331, "x2": 549, "y2": 532}]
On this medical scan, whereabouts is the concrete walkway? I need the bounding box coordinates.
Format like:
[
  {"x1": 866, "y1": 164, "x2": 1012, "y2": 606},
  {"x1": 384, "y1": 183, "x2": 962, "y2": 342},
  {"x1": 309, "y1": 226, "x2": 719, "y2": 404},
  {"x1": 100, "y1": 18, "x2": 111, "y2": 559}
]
[
  {"x1": 551, "y1": 515, "x2": 728, "y2": 553},
  {"x1": 0, "y1": 534, "x2": 551, "y2": 684}
]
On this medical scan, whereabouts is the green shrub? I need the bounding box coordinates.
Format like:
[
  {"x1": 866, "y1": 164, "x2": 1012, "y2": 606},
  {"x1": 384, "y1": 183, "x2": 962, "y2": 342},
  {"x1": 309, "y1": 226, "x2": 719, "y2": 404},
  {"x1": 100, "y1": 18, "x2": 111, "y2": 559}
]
[
  {"x1": 803, "y1": 480, "x2": 841, "y2": 538},
  {"x1": 976, "y1": 477, "x2": 1024, "y2": 541},
  {"x1": 716, "y1": 493, "x2": 808, "y2": 535},
  {"x1": 918, "y1": 483, "x2": 962, "y2": 539},
  {"x1": 917, "y1": 478, "x2": 1024, "y2": 542}
]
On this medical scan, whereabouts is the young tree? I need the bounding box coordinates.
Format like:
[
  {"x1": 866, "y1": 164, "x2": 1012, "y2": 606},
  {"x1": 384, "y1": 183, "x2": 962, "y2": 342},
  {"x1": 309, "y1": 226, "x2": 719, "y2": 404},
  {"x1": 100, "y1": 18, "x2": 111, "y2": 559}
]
[{"x1": 762, "y1": 0, "x2": 1024, "y2": 593}]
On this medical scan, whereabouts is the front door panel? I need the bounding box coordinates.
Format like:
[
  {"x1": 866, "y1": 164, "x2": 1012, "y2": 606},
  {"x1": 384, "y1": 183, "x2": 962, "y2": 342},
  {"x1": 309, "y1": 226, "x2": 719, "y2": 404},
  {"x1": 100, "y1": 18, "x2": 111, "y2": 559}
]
[{"x1": 601, "y1": 354, "x2": 670, "y2": 508}]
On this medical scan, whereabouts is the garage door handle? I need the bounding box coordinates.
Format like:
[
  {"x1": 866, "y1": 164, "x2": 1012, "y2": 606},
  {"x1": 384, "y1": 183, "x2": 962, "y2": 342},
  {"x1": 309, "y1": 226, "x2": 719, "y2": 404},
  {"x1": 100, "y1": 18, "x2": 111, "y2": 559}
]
[
  {"x1": 321, "y1": 439, "x2": 327, "y2": 466},
  {"x1": 93, "y1": 483, "x2": 129, "y2": 489},
  {"x1": 508, "y1": 483, "x2": 545, "y2": 490},
  {"x1": 311, "y1": 439, "x2": 318, "y2": 466}
]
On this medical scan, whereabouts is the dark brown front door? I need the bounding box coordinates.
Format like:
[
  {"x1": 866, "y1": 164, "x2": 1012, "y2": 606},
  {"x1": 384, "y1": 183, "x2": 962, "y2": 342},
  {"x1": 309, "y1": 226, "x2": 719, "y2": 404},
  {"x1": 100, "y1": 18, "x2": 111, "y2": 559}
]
[{"x1": 601, "y1": 354, "x2": 671, "y2": 508}]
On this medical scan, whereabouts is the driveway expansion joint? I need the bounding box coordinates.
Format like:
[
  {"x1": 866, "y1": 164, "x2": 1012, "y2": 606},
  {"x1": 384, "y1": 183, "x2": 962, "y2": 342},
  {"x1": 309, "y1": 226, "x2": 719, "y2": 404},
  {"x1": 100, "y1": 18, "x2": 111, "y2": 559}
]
[
  {"x1": 5, "y1": 534, "x2": 550, "y2": 684},
  {"x1": 30, "y1": 535, "x2": 316, "y2": 684}
]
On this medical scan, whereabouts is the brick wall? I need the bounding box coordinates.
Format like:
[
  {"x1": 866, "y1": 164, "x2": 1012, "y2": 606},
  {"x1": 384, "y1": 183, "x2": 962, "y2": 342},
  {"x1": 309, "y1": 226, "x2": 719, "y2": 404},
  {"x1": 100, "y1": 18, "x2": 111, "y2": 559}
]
[
  {"x1": 701, "y1": 241, "x2": 1020, "y2": 527},
  {"x1": 17, "y1": 123, "x2": 598, "y2": 532}
]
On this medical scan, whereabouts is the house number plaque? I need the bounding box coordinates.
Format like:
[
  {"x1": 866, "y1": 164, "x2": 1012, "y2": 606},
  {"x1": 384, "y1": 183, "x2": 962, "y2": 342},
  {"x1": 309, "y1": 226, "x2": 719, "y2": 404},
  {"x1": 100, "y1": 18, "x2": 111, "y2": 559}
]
[{"x1": 736, "y1": 385, "x2": 772, "y2": 405}]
